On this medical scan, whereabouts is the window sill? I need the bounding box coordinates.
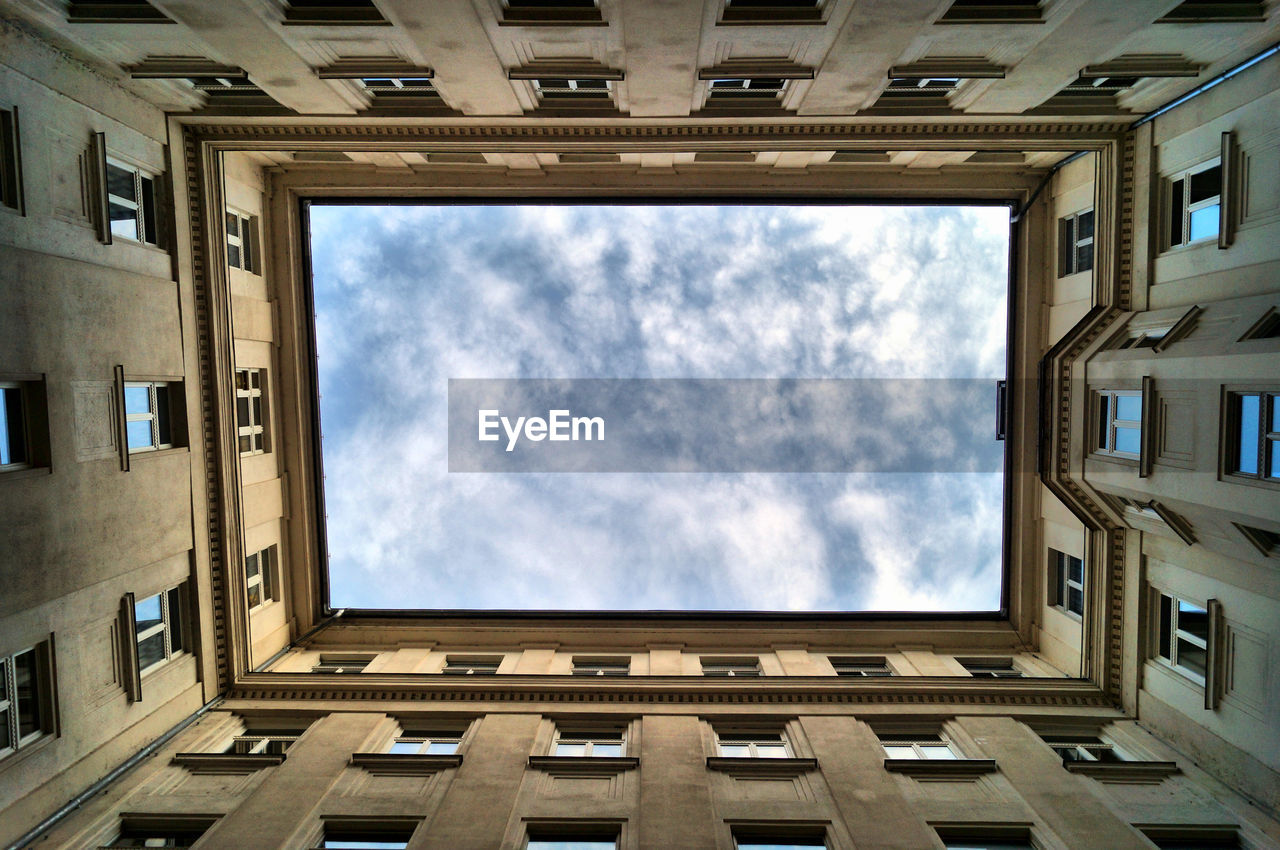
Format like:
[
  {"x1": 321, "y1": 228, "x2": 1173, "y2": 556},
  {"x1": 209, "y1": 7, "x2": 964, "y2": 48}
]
[
  {"x1": 172, "y1": 752, "x2": 285, "y2": 773},
  {"x1": 1064, "y1": 760, "x2": 1179, "y2": 782},
  {"x1": 127, "y1": 445, "x2": 190, "y2": 463},
  {"x1": 0, "y1": 732, "x2": 56, "y2": 772},
  {"x1": 883, "y1": 758, "x2": 997, "y2": 778},
  {"x1": 351, "y1": 752, "x2": 463, "y2": 775},
  {"x1": 528, "y1": 755, "x2": 638, "y2": 776},
  {"x1": 0, "y1": 465, "x2": 51, "y2": 483},
  {"x1": 705, "y1": 756, "x2": 817, "y2": 778}
]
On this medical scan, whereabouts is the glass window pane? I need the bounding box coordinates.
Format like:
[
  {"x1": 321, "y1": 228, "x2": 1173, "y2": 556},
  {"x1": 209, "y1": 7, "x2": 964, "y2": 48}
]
[
  {"x1": 155, "y1": 385, "x2": 171, "y2": 444},
  {"x1": 0, "y1": 658, "x2": 6, "y2": 700},
  {"x1": 106, "y1": 164, "x2": 136, "y2": 202},
  {"x1": 247, "y1": 582, "x2": 262, "y2": 609},
  {"x1": 883, "y1": 745, "x2": 916, "y2": 759},
  {"x1": 1169, "y1": 178, "x2": 1184, "y2": 244},
  {"x1": 238, "y1": 434, "x2": 252, "y2": 453},
  {"x1": 1115, "y1": 395, "x2": 1142, "y2": 422},
  {"x1": 1158, "y1": 594, "x2": 1172, "y2": 659},
  {"x1": 168, "y1": 587, "x2": 185, "y2": 653},
  {"x1": 135, "y1": 594, "x2": 162, "y2": 633},
  {"x1": 0, "y1": 707, "x2": 10, "y2": 750},
  {"x1": 718, "y1": 743, "x2": 751, "y2": 757},
  {"x1": 1077, "y1": 210, "x2": 1094, "y2": 239},
  {"x1": 137, "y1": 631, "x2": 166, "y2": 669},
  {"x1": 426, "y1": 740, "x2": 458, "y2": 754},
  {"x1": 1068, "y1": 586, "x2": 1084, "y2": 615},
  {"x1": 1237, "y1": 394, "x2": 1260, "y2": 473},
  {"x1": 920, "y1": 745, "x2": 957, "y2": 759},
  {"x1": 1068, "y1": 556, "x2": 1083, "y2": 584},
  {"x1": 140, "y1": 176, "x2": 157, "y2": 243},
  {"x1": 1, "y1": 386, "x2": 25, "y2": 465},
  {"x1": 1189, "y1": 165, "x2": 1221, "y2": 203},
  {"x1": 109, "y1": 202, "x2": 139, "y2": 240},
  {"x1": 1188, "y1": 204, "x2": 1220, "y2": 241},
  {"x1": 228, "y1": 244, "x2": 241, "y2": 267},
  {"x1": 1270, "y1": 439, "x2": 1279, "y2": 479},
  {"x1": 1176, "y1": 637, "x2": 1207, "y2": 677},
  {"x1": 1076, "y1": 243, "x2": 1093, "y2": 273},
  {"x1": 388, "y1": 741, "x2": 420, "y2": 754},
  {"x1": 1114, "y1": 426, "x2": 1140, "y2": 455},
  {"x1": 756, "y1": 743, "x2": 788, "y2": 758},
  {"x1": 14, "y1": 649, "x2": 40, "y2": 738},
  {"x1": 126, "y1": 418, "x2": 154, "y2": 450},
  {"x1": 124, "y1": 386, "x2": 152, "y2": 414},
  {"x1": 1178, "y1": 599, "x2": 1209, "y2": 640},
  {"x1": 252, "y1": 396, "x2": 262, "y2": 424},
  {"x1": 245, "y1": 552, "x2": 260, "y2": 578},
  {"x1": 555, "y1": 742, "x2": 587, "y2": 756},
  {"x1": 591, "y1": 742, "x2": 623, "y2": 757},
  {"x1": 226, "y1": 212, "x2": 239, "y2": 236},
  {"x1": 1271, "y1": 396, "x2": 1279, "y2": 432},
  {"x1": 527, "y1": 842, "x2": 616, "y2": 850}
]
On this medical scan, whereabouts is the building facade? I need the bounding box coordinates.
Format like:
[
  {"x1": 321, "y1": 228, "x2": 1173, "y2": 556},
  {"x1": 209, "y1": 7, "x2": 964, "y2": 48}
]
[{"x1": 0, "y1": 1, "x2": 1278, "y2": 847}]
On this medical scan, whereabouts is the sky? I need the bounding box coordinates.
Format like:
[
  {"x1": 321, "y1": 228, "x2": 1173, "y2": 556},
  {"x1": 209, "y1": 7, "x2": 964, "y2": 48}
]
[{"x1": 308, "y1": 203, "x2": 1010, "y2": 612}]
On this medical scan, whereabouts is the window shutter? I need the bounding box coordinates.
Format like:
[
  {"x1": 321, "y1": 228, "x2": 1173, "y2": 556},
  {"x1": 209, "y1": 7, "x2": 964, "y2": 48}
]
[{"x1": 119, "y1": 592, "x2": 142, "y2": 702}]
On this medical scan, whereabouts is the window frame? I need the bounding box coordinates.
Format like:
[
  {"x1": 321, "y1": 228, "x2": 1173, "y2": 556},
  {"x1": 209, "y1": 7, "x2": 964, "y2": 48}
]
[
  {"x1": 441, "y1": 656, "x2": 502, "y2": 675},
  {"x1": 877, "y1": 731, "x2": 961, "y2": 760},
  {"x1": 0, "y1": 103, "x2": 24, "y2": 214},
  {"x1": 0, "y1": 640, "x2": 56, "y2": 760},
  {"x1": 387, "y1": 728, "x2": 464, "y2": 755},
  {"x1": 571, "y1": 657, "x2": 631, "y2": 677},
  {"x1": 124, "y1": 380, "x2": 176, "y2": 453},
  {"x1": 1094, "y1": 389, "x2": 1142, "y2": 459},
  {"x1": 829, "y1": 655, "x2": 894, "y2": 676},
  {"x1": 226, "y1": 209, "x2": 258, "y2": 273},
  {"x1": 235, "y1": 368, "x2": 269, "y2": 456},
  {"x1": 700, "y1": 657, "x2": 762, "y2": 677},
  {"x1": 0, "y1": 381, "x2": 30, "y2": 471},
  {"x1": 552, "y1": 726, "x2": 627, "y2": 758},
  {"x1": 105, "y1": 155, "x2": 160, "y2": 246},
  {"x1": 715, "y1": 729, "x2": 791, "y2": 759},
  {"x1": 1057, "y1": 208, "x2": 1094, "y2": 277},
  {"x1": 134, "y1": 584, "x2": 188, "y2": 676},
  {"x1": 1225, "y1": 390, "x2": 1278, "y2": 484},
  {"x1": 1049, "y1": 549, "x2": 1084, "y2": 618},
  {"x1": 244, "y1": 544, "x2": 276, "y2": 611},
  {"x1": 1152, "y1": 590, "x2": 1209, "y2": 685},
  {"x1": 1165, "y1": 156, "x2": 1222, "y2": 250},
  {"x1": 959, "y1": 658, "x2": 1023, "y2": 678},
  {"x1": 311, "y1": 654, "x2": 373, "y2": 673},
  {"x1": 1038, "y1": 732, "x2": 1127, "y2": 763}
]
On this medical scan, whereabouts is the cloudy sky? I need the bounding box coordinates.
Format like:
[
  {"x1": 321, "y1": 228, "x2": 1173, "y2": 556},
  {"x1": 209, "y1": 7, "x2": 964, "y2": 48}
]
[{"x1": 309, "y1": 203, "x2": 1010, "y2": 612}]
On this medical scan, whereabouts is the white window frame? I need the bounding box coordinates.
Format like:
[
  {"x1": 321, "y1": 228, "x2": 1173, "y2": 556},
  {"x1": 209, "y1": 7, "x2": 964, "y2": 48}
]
[
  {"x1": 1058, "y1": 208, "x2": 1094, "y2": 277},
  {"x1": 700, "y1": 658, "x2": 761, "y2": 677},
  {"x1": 105, "y1": 156, "x2": 159, "y2": 245},
  {"x1": 124, "y1": 381, "x2": 175, "y2": 453},
  {"x1": 830, "y1": 656, "x2": 894, "y2": 676},
  {"x1": 715, "y1": 730, "x2": 790, "y2": 758},
  {"x1": 1166, "y1": 157, "x2": 1221, "y2": 249},
  {"x1": 388, "y1": 729, "x2": 464, "y2": 755},
  {"x1": 226, "y1": 209, "x2": 257, "y2": 272},
  {"x1": 1049, "y1": 549, "x2": 1084, "y2": 618},
  {"x1": 245, "y1": 545, "x2": 275, "y2": 610},
  {"x1": 0, "y1": 641, "x2": 53, "y2": 758},
  {"x1": 1153, "y1": 590, "x2": 1209, "y2": 685},
  {"x1": 878, "y1": 732, "x2": 960, "y2": 760},
  {"x1": 235, "y1": 368, "x2": 268, "y2": 455},
  {"x1": 134, "y1": 584, "x2": 186, "y2": 675},
  {"x1": 229, "y1": 731, "x2": 301, "y2": 755},
  {"x1": 552, "y1": 727, "x2": 626, "y2": 758},
  {"x1": 1228, "y1": 390, "x2": 1279, "y2": 481},
  {"x1": 1095, "y1": 389, "x2": 1142, "y2": 458},
  {"x1": 0, "y1": 381, "x2": 29, "y2": 470}
]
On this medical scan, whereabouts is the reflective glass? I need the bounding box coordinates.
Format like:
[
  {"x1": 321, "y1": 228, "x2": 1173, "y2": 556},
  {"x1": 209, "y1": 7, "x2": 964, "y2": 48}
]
[
  {"x1": 426, "y1": 741, "x2": 459, "y2": 754},
  {"x1": 245, "y1": 553, "x2": 260, "y2": 579},
  {"x1": 388, "y1": 741, "x2": 420, "y2": 754},
  {"x1": 228, "y1": 244, "x2": 241, "y2": 267},
  {"x1": 137, "y1": 631, "x2": 166, "y2": 669},
  {"x1": 106, "y1": 164, "x2": 136, "y2": 202},
  {"x1": 225, "y1": 212, "x2": 239, "y2": 236},
  {"x1": 0, "y1": 386, "x2": 23, "y2": 465},
  {"x1": 527, "y1": 842, "x2": 615, "y2": 850},
  {"x1": 756, "y1": 743, "x2": 789, "y2": 757},
  {"x1": 0, "y1": 659, "x2": 6, "y2": 699},
  {"x1": 591, "y1": 742, "x2": 623, "y2": 757},
  {"x1": 134, "y1": 594, "x2": 163, "y2": 633},
  {"x1": 247, "y1": 582, "x2": 262, "y2": 609},
  {"x1": 1114, "y1": 426, "x2": 1140, "y2": 455},
  {"x1": 1176, "y1": 637, "x2": 1207, "y2": 678},
  {"x1": 127, "y1": 420, "x2": 154, "y2": 449},
  {"x1": 1115, "y1": 394, "x2": 1142, "y2": 422},
  {"x1": 1238, "y1": 394, "x2": 1260, "y2": 473},
  {"x1": 1188, "y1": 204, "x2": 1220, "y2": 242},
  {"x1": 920, "y1": 745, "x2": 957, "y2": 759},
  {"x1": 109, "y1": 203, "x2": 139, "y2": 240},
  {"x1": 555, "y1": 742, "x2": 587, "y2": 756},
  {"x1": 124, "y1": 386, "x2": 152, "y2": 414},
  {"x1": 738, "y1": 844, "x2": 826, "y2": 849},
  {"x1": 1068, "y1": 556, "x2": 1083, "y2": 584},
  {"x1": 1077, "y1": 210, "x2": 1094, "y2": 239},
  {"x1": 1270, "y1": 440, "x2": 1279, "y2": 479},
  {"x1": 718, "y1": 743, "x2": 751, "y2": 757},
  {"x1": 883, "y1": 745, "x2": 916, "y2": 759},
  {"x1": 1169, "y1": 178, "x2": 1184, "y2": 244},
  {"x1": 1068, "y1": 586, "x2": 1083, "y2": 615},
  {"x1": 14, "y1": 649, "x2": 40, "y2": 738},
  {"x1": 155, "y1": 385, "x2": 171, "y2": 444},
  {"x1": 168, "y1": 587, "x2": 185, "y2": 652},
  {"x1": 1189, "y1": 166, "x2": 1221, "y2": 203},
  {"x1": 1178, "y1": 599, "x2": 1209, "y2": 640}
]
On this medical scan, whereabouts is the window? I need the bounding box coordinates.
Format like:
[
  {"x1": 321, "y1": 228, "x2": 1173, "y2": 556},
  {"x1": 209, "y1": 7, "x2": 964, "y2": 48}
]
[
  {"x1": 236, "y1": 368, "x2": 268, "y2": 455},
  {"x1": 1049, "y1": 549, "x2": 1084, "y2": 617},
  {"x1": 705, "y1": 78, "x2": 787, "y2": 102},
  {"x1": 701, "y1": 658, "x2": 761, "y2": 677},
  {"x1": 0, "y1": 382, "x2": 29, "y2": 470},
  {"x1": 533, "y1": 78, "x2": 612, "y2": 101},
  {"x1": 941, "y1": 841, "x2": 1033, "y2": 850},
  {"x1": 1239, "y1": 308, "x2": 1280, "y2": 340},
  {"x1": 735, "y1": 838, "x2": 827, "y2": 850},
  {"x1": 134, "y1": 585, "x2": 187, "y2": 673},
  {"x1": 0, "y1": 640, "x2": 55, "y2": 758},
  {"x1": 387, "y1": 728, "x2": 463, "y2": 755},
  {"x1": 228, "y1": 726, "x2": 304, "y2": 755},
  {"x1": 1095, "y1": 390, "x2": 1142, "y2": 458},
  {"x1": 442, "y1": 657, "x2": 501, "y2": 675},
  {"x1": 1039, "y1": 733, "x2": 1124, "y2": 763},
  {"x1": 960, "y1": 658, "x2": 1022, "y2": 678},
  {"x1": 283, "y1": 0, "x2": 388, "y2": 25},
  {"x1": 245, "y1": 545, "x2": 276, "y2": 610},
  {"x1": 314, "y1": 829, "x2": 412, "y2": 849},
  {"x1": 106, "y1": 158, "x2": 159, "y2": 245},
  {"x1": 572, "y1": 658, "x2": 630, "y2": 676},
  {"x1": 311, "y1": 655, "x2": 373, "y2": 673},
  {"x1": 108, "y1": 819, "x2": 214, "y2": 848},
  {"x1": 716, "y1": 730, "x2": 789, "y2": 758},
  {"x1": 1154, "y1": 591, "x2": 1208, "y2": 683},
  {"x1": 526, "y1": 838, "x2": 616, "y2": 850},
  {"x1": 0, "y1": 105, "x2": 22, "y2": 212},
  {"x1": 1235, "y1": 522, "x2": 1280, "y2": 557},
  {"x1": 830, "y1": 656, "x2": 894, "y2": 676},
  {"x1": 226, "y1": 210, "x2": 258, "y2": 272},
  {"x1": 936, "y1": 0, "x2": 1042, "y2": 23},
  {"x1": 1227, "y1": 391, "x2": 1278, "y2": 480},
  {"x1": 1058, "y1": 209, "x2": 1094, "y2": 277},
  {"x1": 359, "y1": 77, "x2": 438, "y2": 99},
  {"x1": 68, "y1": 0, "x2": 171, "y2": 22},
  {"x1": 553, "y1": 728, "x2": 625, "y2": 757},
  {"x1": 124, "y1": 381, "x2": 177, "y2": 453},
  {"x1": 1167, "y1": 158, "x2": 1221, "y2": 248},
  {"x1": 878, "y1": 731, "x2": 959, "y2": 760}
]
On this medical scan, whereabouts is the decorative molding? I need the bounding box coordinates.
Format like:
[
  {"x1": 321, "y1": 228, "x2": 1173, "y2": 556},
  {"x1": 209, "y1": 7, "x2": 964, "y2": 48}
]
[
  {"x1": 889, "y1": 58, "x2": 1005, "y2": 79},
  {"x1": 127, "y1": 57, "x2": 247, "y2": 79},
  {"x1": 316, "y1": 58, "x2": 433, "y2": 79},
  {"x1": 350, "y1": 753, "x2": 463, "y2": 775},
  {"x1": 172, "y1": 752, "x2": 285, "y2": 773},
  {"x1": 1064, "y1": 760, "x2": 1179, "y2": 782},
  {"x1": 706, "y1": 756, "x2": 817, "y2": 778},
  {"x1": 509, "y1": 61, "x2": 623, "y2": 81},
  {"x1": 883, "y1": 758, "x2": 997, "y2": 778},
  {"x1": 1081, "y1": 54, "x2": 1202, "y2": 78},
  {"x1": 698, "y1": 61, "x2": 815, "y2": 81},
  {"x1": 528, "y1": 756, "x2": 638, "y2": 776}
]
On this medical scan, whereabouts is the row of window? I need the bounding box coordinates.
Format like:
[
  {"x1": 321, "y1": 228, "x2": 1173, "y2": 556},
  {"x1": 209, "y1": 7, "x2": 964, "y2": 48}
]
[{"x1": 306, "y1": 654, "x2": 1028, "y2": 678}]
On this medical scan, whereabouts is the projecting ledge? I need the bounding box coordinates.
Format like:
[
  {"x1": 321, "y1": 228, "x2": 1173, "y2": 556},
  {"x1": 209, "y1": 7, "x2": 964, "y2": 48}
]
[
  {"x1": 706, "y1": 757, "x2": 818, "y2": 778},
  {"x1": 171, "y1": 752, "x2": 285, "y2": 773},
  {"x1": 1064, "y1": 760, "x2": 1179, "y2": 782},
  {"x1": 350, "y1": 753, "x2": 464, "y2": 774},
  {"x1": 883, "y1": 758, "x2": 997, "y2": 778},
  {"x1": 527, "y1": 756, "x2": 639, "y2": 776}
]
